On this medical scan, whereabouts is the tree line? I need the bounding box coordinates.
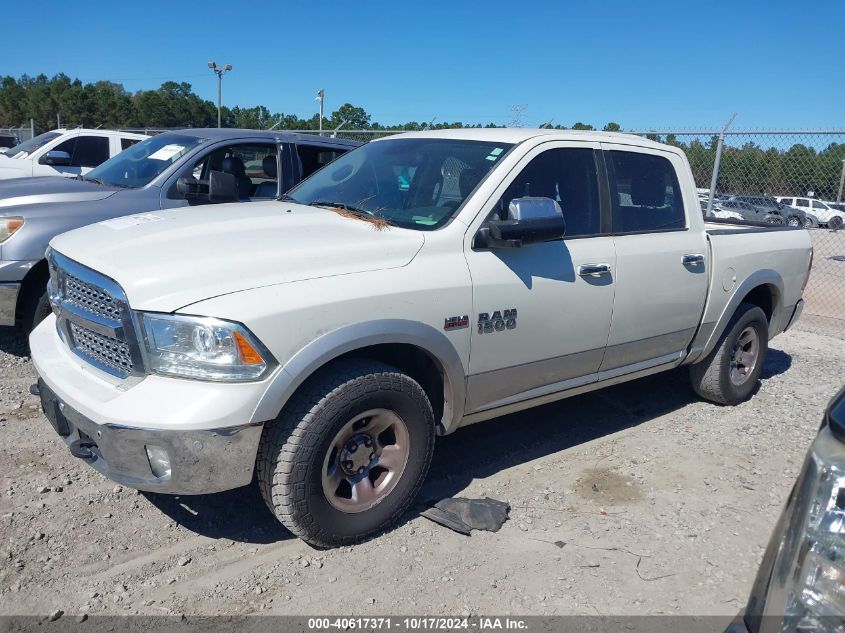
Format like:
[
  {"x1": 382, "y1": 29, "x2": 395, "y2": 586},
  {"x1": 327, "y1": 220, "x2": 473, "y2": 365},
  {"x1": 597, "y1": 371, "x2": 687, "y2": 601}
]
[{"x1": 1, "y1": 74, "x2": 842, "y2": 198}]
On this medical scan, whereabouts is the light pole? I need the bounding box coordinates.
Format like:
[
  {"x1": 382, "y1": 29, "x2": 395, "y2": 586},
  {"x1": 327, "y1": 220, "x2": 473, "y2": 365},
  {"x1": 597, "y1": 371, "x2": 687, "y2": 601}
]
[
  {"x1": 207, "y1": 61, "x2": 232, "y2": 128},
  {"x1": 316, "y1": 88, "x2": 325, "y2": 135}
]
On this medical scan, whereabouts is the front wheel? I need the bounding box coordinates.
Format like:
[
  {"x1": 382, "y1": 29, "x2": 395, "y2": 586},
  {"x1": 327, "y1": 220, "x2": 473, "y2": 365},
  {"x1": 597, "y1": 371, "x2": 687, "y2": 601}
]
[
  {"x1": 830, "y1": 216, "x2": 844, "y2": 231},
  {"x1": 689, "y1": 302, "x2": 769, "y2": 405},
  {"x1": 257, "y1": 359, "x2": 435, "y2": 547},
  {"x1": 786, "y1": 215, "x2": 802, "y2": 227}
]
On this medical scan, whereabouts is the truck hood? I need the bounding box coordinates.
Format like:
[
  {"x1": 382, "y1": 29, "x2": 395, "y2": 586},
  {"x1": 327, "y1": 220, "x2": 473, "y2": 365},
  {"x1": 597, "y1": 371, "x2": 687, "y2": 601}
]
[
  {"x1": 0, "y1": 176, "x2": 120, "y2": 208},
  {"x1": 50, "y1": 203, "x2": 426, "y2": 312}
]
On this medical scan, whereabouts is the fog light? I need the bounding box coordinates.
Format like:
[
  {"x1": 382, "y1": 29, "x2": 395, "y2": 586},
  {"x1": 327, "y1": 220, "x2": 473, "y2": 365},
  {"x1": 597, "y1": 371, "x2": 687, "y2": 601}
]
[{"x1": 145, "y1": 445, "x2": 171, "y2": 479}]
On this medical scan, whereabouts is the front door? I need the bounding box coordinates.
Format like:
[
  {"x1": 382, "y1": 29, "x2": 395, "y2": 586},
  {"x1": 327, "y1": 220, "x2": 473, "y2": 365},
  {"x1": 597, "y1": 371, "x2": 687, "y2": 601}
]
[
  {"x1": 464, "y1": 142, "x2": 616, "y2": 414},
  {"x1": 598, "y1": 144, "x2": 708, "y2": 375}
]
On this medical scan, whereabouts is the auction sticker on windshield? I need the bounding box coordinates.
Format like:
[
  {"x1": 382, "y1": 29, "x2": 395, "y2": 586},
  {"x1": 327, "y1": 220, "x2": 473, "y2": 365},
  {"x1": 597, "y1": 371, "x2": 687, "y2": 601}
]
[
  {"x1": 147, "y1": 144, "x2": 186, "y2": 162},
  {"x1": 100, "y1": 213, "x2": 164, "y2": 230}
]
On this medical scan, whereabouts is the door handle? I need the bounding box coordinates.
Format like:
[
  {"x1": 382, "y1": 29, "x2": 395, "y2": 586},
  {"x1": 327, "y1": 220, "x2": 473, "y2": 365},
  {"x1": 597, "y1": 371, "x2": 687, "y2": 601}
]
[
  {"x1": 682, "y1": 254, "x2": 705, "y2": 266},
  {"x1": 578, "y1": 263, "x2": 611, "y2": 277}
]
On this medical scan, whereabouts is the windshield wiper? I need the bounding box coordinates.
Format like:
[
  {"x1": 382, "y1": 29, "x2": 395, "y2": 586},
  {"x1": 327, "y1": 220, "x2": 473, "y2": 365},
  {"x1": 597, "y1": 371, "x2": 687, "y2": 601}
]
[{"x1": 309, "y1": 200, "x2": 373, "y2": 216}]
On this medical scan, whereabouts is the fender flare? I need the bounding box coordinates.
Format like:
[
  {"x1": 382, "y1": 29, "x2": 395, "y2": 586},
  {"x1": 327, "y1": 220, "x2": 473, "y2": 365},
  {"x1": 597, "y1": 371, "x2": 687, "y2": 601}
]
[
  {"x1": 687, "y1": 269, "x2": 784, "y2": 364},
  {"x1": 250, "y1": 319, "x2": 468, "y2": 432}
]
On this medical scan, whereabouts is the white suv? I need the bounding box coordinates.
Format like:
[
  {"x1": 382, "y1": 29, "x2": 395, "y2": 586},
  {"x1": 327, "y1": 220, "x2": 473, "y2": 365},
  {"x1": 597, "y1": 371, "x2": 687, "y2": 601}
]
[
  {"x1": 777, "y1": 196, "x2": 843, "y2": 229},
  {"x1": 0, "y1": 129, "x2": 147, "y2": 179}
]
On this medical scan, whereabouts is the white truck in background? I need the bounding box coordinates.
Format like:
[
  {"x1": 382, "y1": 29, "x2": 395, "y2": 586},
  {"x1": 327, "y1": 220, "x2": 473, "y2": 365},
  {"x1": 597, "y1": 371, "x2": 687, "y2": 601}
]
[
  {"x1": 31, "y1": 129, "x2": 812, "y2": 547},
  {"x1": 0, "y1": 128, "x2": 147, "y2": 179}
]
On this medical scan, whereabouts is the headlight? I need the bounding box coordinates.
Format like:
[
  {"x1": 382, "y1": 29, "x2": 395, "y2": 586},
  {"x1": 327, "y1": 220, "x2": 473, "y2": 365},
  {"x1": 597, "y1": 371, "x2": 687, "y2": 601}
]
[
  {"x1": 139, "y1": 313, "x2": 275, "y2": 381},
  {"x1": 756, "y1": 426, "x2": 845, "y2": 633},
  {"x1": 0, "y1": 216, "x2": 24, "y2": 243}
]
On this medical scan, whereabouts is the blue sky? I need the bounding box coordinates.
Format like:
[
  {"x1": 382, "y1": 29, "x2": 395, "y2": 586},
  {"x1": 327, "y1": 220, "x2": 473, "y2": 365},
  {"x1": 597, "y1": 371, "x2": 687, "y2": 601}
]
[{"x1": 3, "y1": 0, "x2": 842, "y2": 130}]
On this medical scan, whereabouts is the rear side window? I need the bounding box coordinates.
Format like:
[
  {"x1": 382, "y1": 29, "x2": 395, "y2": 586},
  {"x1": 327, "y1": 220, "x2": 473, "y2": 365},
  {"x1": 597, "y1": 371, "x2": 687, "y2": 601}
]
[
  {"x1": 499, "y1": 148, "x2": 601, "y2": 237},
  {"x1": 795, "y1": 198, "x2": 809, "y2": 207},
  {"x1": 70, "y1": 136, "x2": 110, "y2": 167},
  {"x1": 121, "y1": 138, "x2": 141, "y2": 150},
  {"x1": 780, "y1": 198, "x2": 793, "y2": 205},
  {"x1": 608, "y1": 151, "x2": 685, "y2": 233}
]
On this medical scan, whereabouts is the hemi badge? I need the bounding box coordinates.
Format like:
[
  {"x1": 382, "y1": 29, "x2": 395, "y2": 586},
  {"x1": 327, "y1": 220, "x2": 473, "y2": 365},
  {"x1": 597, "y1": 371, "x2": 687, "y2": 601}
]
[{"x1": 444, "y1": 315, "x2": 469, "y2": 331}]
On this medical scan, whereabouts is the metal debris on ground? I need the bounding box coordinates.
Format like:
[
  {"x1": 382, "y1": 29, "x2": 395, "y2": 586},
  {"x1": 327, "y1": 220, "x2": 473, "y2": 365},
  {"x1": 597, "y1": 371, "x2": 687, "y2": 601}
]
[{"x1": 421, "y1": 497, "x2": 510, "y2": 535}]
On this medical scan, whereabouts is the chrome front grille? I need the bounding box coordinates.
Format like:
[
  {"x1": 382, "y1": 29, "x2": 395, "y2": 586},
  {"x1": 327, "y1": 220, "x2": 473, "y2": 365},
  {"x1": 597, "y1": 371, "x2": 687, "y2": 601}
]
[
  {"x1": 64, "y1": 273, "x2": 122, "y2": 321},
  {"x1": 68, "y1": 322, "x2": 134, "y2": 374},
  {"x1": 48, "y1": 250, "x2": 143, "y2": 379}
]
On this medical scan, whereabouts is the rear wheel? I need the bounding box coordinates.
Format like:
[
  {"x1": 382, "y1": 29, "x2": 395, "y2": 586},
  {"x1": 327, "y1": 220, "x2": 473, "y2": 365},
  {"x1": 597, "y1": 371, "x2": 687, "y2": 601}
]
[
  {"x1": 803, "y1": 215, "x2": 818, "y2": 229},
  {"x1": 689, "y1": 302, "x2": 769, "y2": 405},
  {"x1": 257, "y1": 359, "x2": 435, "y2": 547},
  {"x1": 830, "y1": 216, "x2": 844, "y2": 231},
  {"x1": 786, "y1": 215, "x2": 802, "y2": 227}
]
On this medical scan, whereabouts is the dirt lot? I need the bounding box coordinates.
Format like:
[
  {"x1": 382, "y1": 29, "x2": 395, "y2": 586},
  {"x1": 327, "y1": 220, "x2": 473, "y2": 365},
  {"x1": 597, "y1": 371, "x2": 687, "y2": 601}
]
[
  {"x1": 1, "y1": 315, "x2": 844, "y2": 622},
  {"x1": 803, "y1": 228, "x2": 845, "y2": 320}
]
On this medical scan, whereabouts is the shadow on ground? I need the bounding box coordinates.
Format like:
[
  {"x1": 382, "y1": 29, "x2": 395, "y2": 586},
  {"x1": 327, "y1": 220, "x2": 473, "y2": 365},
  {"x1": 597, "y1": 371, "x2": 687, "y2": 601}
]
[
  {"x1": 0, "y1": 326, "x2": 28, "y2": 358},
  {"x1": 130, "y1": 346, "x2": 793, "y2": 544}
]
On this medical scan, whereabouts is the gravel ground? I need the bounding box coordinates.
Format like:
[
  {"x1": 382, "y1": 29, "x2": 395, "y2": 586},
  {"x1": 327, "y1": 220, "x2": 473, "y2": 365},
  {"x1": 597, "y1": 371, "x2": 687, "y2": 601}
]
[{"x1": 1, "y1": 315, "x2": 844, "y2": 621}]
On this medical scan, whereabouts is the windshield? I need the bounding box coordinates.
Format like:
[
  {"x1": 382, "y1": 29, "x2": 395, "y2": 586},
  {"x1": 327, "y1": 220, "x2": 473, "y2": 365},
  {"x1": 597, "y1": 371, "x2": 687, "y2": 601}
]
[
  {"x1": 86, "y1": 133, "x2": 206, "y2": 188},
  {"x1": 2, "y1": 131, "x2": 62, "y2": 159},
  {"x1": 285, "y1": 138, "x2": 514, "y2": 230}
]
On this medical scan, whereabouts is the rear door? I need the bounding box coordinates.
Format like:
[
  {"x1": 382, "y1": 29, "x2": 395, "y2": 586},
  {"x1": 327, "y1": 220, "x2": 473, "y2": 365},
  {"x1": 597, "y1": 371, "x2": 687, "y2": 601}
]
[
  {"x1": 598, "y1": 144, "x2": 708, "y2": 376},
  {"x1": 464, "y1": 141, "x2": 616, "y2": 413}
]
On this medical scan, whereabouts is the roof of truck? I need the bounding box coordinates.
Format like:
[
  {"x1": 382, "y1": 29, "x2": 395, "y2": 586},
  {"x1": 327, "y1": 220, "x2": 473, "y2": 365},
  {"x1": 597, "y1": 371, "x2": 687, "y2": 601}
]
[
  {"x1": 378, "y1": 127, "x2": 671, "y2": 149},
  {"x1": 170, "y1": 128, "x2": 361, "y2": 147}
]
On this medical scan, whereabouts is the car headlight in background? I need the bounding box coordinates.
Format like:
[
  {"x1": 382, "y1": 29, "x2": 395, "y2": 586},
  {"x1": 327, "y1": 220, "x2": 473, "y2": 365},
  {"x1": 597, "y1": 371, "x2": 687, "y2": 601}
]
[
  {"x1": 750, "y1": 390, "x2": 845, "y2": 633},
  {"x1": 0, "y1": 216, "x2": 24, "y2": 243},
  {"x1": 140, "y1": 313, "x2": 275, "y2": 381}
]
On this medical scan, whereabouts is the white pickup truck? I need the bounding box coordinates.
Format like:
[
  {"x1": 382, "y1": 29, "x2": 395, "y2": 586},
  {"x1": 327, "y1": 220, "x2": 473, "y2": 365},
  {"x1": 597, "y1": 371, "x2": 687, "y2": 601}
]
[
  {"x1": 0, "y1": 128, "x2": 147, "y2": 179},
  {"x1": 31, "y1": 129, "x2": 813, "y2": 547}
]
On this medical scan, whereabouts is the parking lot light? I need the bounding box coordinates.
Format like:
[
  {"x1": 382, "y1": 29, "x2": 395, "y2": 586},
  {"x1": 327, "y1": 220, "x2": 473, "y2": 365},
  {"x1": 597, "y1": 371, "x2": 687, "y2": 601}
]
[{"x1": 208, "y1": 61, "x2": 233, "y2": 128}]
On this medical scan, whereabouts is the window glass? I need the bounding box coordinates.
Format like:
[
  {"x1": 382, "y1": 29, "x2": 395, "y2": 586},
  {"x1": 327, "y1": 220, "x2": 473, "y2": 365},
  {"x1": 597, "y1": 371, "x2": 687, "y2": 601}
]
[
  {"x1": 608, "y1": 151, "x2": 685, "y2": 232},
  {"x1": 795, "y1": 198, "x2": 809, "y2": 207},
  {"x1": 297, "y1": 145, "x2": 347, "y2": 179},
  {"x1": 121, "y1": 138, "x2": 141, "y2": 150},
  {"x1": 780, "y1": 198, "x2": 793, "y2": 205},
  {"x1": 3, "y1": 131, "x2": 61, "y2": 159},
  {"x1": 170, "y1": 143, "x2": 276, "y2": 200},
  {"x1": 285, "y1": 139, "x2": 514, "y2": 230},
  {"x1": 812, "y1": 200, "x2": 827, "y2": 209},
  {"x1": 498, "y1": 148, "x2": 600, "y2": 237},
  {"x1": 70, "y1": 136, "x2": 110, "y2": 167},
  {"x1": 88, "y1": 133, "x2": 206, "y2": 189}
]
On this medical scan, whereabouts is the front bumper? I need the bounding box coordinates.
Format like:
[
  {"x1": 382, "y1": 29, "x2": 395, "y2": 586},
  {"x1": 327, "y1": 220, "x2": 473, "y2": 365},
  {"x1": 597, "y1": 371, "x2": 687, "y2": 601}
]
[
  {"x1": 30, "y1": 315, "x2": 271, "y2": 494},
  {"x1": 37, "y1": 379, "x2": 262, "y2": 493},
  {"x1": 0, "y1": 281, "x2": 20, "y2": 326},
  {"x1": 0, "y1": 259, "x2": 39, "y2": 327}
]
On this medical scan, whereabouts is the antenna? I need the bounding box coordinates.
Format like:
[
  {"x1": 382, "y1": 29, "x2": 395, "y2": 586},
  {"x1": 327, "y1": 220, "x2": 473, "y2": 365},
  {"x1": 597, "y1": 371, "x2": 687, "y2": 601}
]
[
  {"x1": 422, "y1": 116, "x2": 437, "y2": 131},
  {"x1": 539, "y1": 118, "x2": 554, "y2": 129}
]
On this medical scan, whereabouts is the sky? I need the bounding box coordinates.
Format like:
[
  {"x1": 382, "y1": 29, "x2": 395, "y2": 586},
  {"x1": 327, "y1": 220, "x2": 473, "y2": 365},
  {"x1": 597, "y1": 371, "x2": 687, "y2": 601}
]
[{"x1": 2, "y1": 0, "x2": 843, "y2": 131}]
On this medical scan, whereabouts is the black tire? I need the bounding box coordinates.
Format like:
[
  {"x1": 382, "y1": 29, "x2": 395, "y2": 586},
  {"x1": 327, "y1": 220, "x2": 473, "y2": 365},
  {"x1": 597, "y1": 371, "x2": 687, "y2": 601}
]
[
  {"x1": 830, "y1": 216, "x2": 844, "y2": 231},
  {"x1": 689, "y1": 302, "x2": 769, "y2": 405},
  {"x1": 18, "y1": 288, "x2": 51, "y2": 335},
  {"x1": 786, "y1": 215, "x2": 802, "y2": 227},
  {"x1": 803, "y1": 215, "x2": 818, "y2": 229},
  {"x1": 257, "y1": 359, "x2": 435, "y2": 547}
]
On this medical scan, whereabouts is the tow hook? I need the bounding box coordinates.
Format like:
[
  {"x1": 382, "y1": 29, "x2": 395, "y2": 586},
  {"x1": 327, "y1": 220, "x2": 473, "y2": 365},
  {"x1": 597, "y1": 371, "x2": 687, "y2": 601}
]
[{"x1": 69, "y1": 440, "x2": 97, "y2": 461}]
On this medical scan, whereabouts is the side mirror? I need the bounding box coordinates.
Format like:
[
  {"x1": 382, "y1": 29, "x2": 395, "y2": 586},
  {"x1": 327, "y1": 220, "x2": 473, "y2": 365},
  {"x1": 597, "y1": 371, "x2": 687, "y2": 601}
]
[
  {"x1": 40, "y1": 150, "x2": 72, "y2": 166},
  {"x1": 476, "y1": 197, "x2": 566, "y2": 248},
  {"x1": 176, "y1": 176, "x2": 202, "y2": 198},
  {"x1": 208, "y1": 170, "x2": 239, "y2": 203}
]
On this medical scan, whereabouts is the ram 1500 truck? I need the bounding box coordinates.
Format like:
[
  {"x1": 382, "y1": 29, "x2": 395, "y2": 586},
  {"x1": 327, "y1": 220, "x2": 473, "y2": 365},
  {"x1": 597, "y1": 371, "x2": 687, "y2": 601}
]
[
  {"x1": 0, "y1": 129, "x2": 359, "y2": 333},
  {"x1": 30, "y1": 129, "x2": 813, "y2": 547}
]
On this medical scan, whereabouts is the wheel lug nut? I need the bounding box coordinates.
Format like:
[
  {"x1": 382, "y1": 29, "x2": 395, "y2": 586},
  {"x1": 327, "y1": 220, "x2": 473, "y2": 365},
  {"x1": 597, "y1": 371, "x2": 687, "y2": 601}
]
[{"x1": 358, "y1": 467, "x2": 365, "y2": 474}]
